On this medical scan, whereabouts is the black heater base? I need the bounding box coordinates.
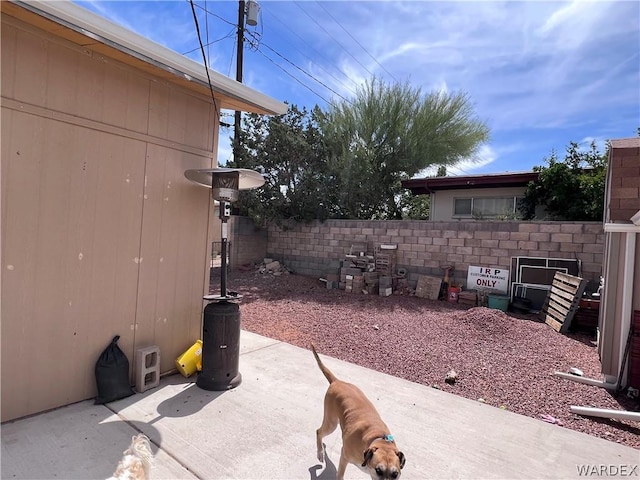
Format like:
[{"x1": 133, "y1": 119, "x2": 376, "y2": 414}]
[
  {"x1": 196, "y1": 300, "x2": 242, "y2": 391},
  {"x1": 197, "y1": 371, "x2": 242, "y2": 391}
]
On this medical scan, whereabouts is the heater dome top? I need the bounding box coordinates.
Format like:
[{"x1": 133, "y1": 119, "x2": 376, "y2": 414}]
[{"x1": 184, "y1": 168, "x2": 265, "y2": 190}]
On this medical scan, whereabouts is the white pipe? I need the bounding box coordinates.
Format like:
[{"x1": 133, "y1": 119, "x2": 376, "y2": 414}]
[
  {"x1": 553, "y1": 372, "x2": 617, "y2": 390},
  {"x1": 570, "y1": 406, "x2": 640, "y2": 422}
]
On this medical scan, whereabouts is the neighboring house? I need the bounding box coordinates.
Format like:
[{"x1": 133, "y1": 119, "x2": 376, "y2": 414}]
[
  {"x1": 598, "y1": 137, "x2": 640, "y2": 389},
  {"x1": 1, "y1": 0, "x2": 287, "y2": 422},
  {"x1": 402, "y1": 172, "x2": 539, "y2": 221}
]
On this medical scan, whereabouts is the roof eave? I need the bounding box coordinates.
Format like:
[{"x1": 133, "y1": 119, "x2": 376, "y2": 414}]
[
  {"x1": 10, "y1": 0, "x2": 288, "y2": 116},
  {"x1": 402, "y1": 172, "x2": 539, "y2": 195}
]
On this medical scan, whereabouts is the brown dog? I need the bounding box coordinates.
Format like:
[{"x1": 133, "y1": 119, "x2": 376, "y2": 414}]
[{"x1": 312, "y1": 344, "x2": 405, "y2": 480}]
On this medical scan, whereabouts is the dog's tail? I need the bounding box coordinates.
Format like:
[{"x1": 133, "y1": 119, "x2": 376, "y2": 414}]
[{"x1": 311, "y1": 343, "x2": 337, "y2": 384}]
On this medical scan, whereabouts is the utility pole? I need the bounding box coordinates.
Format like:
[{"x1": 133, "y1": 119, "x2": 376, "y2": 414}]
[
  {"x1": 233, "y1": 0, "x2": 245, "y2": 165},
  {"x1": 233, "y1": 1, "x2": 258, "y2": 163}
]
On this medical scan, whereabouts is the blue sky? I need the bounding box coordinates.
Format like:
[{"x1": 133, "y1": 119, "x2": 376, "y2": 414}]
[{"x1": 74, "y1": 0, "x2": 639, "y2": 176}]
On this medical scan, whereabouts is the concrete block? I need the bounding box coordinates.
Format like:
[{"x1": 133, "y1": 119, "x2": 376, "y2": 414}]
[
  {"x1": 379, "y1": 287, "x2": 393, "y2": 297},
  {"x1": 135, "y1": 345, "x2": 160, "y2": 393}
]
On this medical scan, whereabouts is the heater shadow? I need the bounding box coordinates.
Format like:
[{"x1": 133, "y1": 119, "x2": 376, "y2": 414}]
[{"x1": 154, "y1": 380, "x2": 225, "y2": 419}]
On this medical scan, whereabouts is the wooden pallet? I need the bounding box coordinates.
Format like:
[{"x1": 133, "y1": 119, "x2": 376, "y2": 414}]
[
  {"x1": 544, "y1": 272, "x2": 588, "y2": 333},
  {"x1": 458, "y1": 290, "x2": 478, "y2": 306},
  {"x1": 415, "y1": 275, "x2": 442, "y2": 300}
]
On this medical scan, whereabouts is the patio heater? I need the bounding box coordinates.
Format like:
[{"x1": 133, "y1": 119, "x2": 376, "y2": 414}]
[{"x1": 184, "y1": 167, "x2": 265, "y2": 390}]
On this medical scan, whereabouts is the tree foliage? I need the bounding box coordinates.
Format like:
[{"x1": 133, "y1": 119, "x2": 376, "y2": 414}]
[
  {"x1": 319, "y1": 78, "x2": 490, "y2": 219},
  {"x1": 230, "y1": 78, "x2": 489, "y2": 223},
  {"x1": 519, "y1": 141, "x2": 608, "y2": 221},
  {"x1": 401, "y1": 193, "x2": 431, "y2": 220},
  {"x1": 230, "y1": 105, "x2": 336, "y2": 225}
]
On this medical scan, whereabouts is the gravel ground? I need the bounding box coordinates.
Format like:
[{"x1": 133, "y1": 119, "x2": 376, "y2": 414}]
[{"x1": 219, "y1": 269, "x2": 640, "y2": 450}]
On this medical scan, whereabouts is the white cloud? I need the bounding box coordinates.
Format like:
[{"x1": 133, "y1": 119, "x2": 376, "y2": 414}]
[
  {"x1": 431, "y1": 79, "x2": 448, "y2": 95},
  {"x1": 415, "y1": 144, "x2": 498, "y2": 178},
  {"x1": 451, "y1": 144, "x2": 499, "y2": 175},
  {"x1": 535, "y1": 0, "x2": 610, "y2": 50},
  {"x1": 579, "y1": 136, "x2": 608, "y2": 153},
  {"x1": 217, "y1": 136, "x2": 233, "y2": 167},
  {"x1": 304, "y1": 0, "x2": 638, "y2": 133},
  {"x1": 76, "y1": 0, "x2": 639, "y2": 175}
]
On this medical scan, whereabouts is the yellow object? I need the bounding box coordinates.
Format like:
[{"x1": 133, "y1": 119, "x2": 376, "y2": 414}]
[{"x1": 175, "y1": 340, "x2": 203, "y2": 378}]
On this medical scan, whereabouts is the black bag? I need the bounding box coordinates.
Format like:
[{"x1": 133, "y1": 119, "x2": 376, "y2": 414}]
[{"x1": 94, "y1": 335, "x2": 135, "y2": 404}]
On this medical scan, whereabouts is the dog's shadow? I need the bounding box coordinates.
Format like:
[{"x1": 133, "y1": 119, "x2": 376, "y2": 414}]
[{"x1": 309, "y1": 444, "x2": 338, "y2": 480}]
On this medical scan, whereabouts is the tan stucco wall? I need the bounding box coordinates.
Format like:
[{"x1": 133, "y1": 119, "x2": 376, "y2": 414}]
[
  {"x1": 1, "y1": 14, "x2": 217, "y2": 421},
  {"x1": 430, "y1": 186, "x2": 526, "y2": 221}
]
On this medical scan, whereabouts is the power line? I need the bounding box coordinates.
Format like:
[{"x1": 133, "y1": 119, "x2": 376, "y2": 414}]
[
  {"x1": 251, "y1": 45, "x2": 334, "y2": 107},
  {"x1": 188, "y1": 0, "x2": 221, "y2": 121},
  {"x1": 315, "y1": 1, "x2": 397, "y2": 82},
  {"x1": 227, "y1": 35, "x2": 236, "y2": 78},
  {"x1": 187, "y1": 0, "x2": 236, "y2": 28},
  {"x1": 261, "y1": 5, "x2": 360, "y2": 94},
  {"x1": 189, "y1": 1, "x2": 358, "y2": 106},
  {"x1": 294, "y1": 1, "x2": 376, "y2": 79},
  {"x1": 185, "y1": 1, "x2": 375, "y2": 112},
  {"x1": 204, "y1": 0, "x2": 209, "y2": 64},
  {"x1": 245, "y1": 31, "x2": 352, "y2": 106},
  {"x1": 181, "y1": 27, "x2": 235, "y2": 55}
]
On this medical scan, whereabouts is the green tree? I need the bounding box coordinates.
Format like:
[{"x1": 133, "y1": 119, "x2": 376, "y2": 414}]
[
  {"x1": 230, "y1": 105, "x2": 335, "y2": 225},
  {"x1": 401, "y1": 193, "x2": 430, "y2": 220},
  {"x1": 519, "y1": 141, "x2": 608, "y2": 221},
  {"x1": 319, "y1": 77, "x2": 490, "y2": 219}
]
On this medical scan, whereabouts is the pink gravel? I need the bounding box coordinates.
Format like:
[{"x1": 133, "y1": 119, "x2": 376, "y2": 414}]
[{"x1": 224, "y1": 270, "x2": 640, "y2": 450}]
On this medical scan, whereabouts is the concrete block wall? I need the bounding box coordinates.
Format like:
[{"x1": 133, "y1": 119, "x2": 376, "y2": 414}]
[
  {"x1": 266, "y1": 220, "x2": 605, "y2": 286},
  {"x1": 228, "y1": 216, "x2": 267, "y2": 268}
]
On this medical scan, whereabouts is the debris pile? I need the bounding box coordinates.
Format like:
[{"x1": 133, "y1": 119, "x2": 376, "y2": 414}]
[
  {"x1": 323, "y1": 243, "x2": 415, "y2": 297},
  {"x1": 322, "y1": 243, "x2": 474, "y2": 301},
  {"x1": 257, "y1": 258, "x2": 290, "y2": 276},
  {"x1": 260, "y1": 243, "x2": 485, "y2": 309}
]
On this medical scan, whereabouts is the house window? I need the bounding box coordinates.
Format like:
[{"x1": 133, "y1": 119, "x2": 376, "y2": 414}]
[
  {"x1": 454, "y1": 196, "x2": 523, "y2": 218},
  {"x1": 454, "y1": 198, "x2": 472, "y2": 215}
]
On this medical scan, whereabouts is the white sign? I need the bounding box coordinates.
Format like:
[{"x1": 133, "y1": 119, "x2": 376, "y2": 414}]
[{"x1": 467, "y1": 266, "x2": 510, "y2": 293}]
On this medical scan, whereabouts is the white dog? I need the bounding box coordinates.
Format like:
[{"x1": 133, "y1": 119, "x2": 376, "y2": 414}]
[{"x1": 107, "y1": 433, "x2": 153, "y2": 480}]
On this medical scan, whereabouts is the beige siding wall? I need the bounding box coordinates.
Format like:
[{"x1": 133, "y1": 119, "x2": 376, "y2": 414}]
[{"x1": 1, "y1": 16, "x2": 216, "y2": 421}]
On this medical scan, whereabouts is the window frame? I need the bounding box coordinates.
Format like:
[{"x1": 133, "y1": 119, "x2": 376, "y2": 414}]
[{"x1": 453, "y1": 195, "x2": 524, "y2": 219}]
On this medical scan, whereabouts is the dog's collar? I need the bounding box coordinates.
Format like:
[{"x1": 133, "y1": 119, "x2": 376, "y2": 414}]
[
  {"x1": 363, "y1": 435, "x2": 397, "y2": 467},
  {"x1": 375, "y1": 434, "x2": 395, "y2": 443},
  {"x1": 366, "y1": 434, "x2": 395, "y2": 452}
]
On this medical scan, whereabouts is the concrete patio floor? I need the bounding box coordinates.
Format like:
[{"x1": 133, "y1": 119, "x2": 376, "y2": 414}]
[{"x1": 2, "y1": 330, "x2": 638, "y2": 479}]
